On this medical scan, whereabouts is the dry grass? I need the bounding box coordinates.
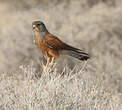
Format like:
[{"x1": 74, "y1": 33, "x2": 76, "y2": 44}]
[
  {"x1": 0, "y1": 0, "x2": 122, "y2": 109},
  {"x1": 0, "y1": 63, "x2": 121, "y2": 110}
]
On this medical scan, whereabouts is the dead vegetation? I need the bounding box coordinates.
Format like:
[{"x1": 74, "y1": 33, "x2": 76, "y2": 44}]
[{"x1": 0, "y1": 0, "x2": 122, "y2": 109}]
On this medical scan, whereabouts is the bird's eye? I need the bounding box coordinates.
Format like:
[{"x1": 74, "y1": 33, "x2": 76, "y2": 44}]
[{"x1": 37, "y1": 24, "x2": 40, "y2": 26}]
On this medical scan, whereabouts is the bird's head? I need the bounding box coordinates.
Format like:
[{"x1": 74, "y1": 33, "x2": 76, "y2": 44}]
[{"x1": 32, "y1": 21, "x2": 48, "y2": 37}]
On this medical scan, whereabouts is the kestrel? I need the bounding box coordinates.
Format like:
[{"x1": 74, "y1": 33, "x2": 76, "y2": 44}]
[{"x1": 32, "y1": 21, "x2": 90, "y2": 68}]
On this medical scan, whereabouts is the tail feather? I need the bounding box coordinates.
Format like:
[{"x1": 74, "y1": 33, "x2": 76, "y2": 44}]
[
  {"x1": 69, "y1": 50, "x2": 90, "y2": 61},
  {"x1": 63, "y1": 44, "x2": 90, "y2": 61}
]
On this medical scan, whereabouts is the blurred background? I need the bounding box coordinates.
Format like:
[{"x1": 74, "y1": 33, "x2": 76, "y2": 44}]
[
  {"x1": 0, "y1": 0, "x2": 122, "y2": 88},
  {"x1": 0, "y1": 1, "x2": 122, "y2": 109}
]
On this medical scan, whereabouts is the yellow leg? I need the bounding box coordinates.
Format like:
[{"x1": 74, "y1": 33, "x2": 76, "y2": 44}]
[
  {"x1": 46, "y1": 58, "x2": 50, "y2": 68},
  {"x1": 43, "y1": 57, "x2": 50, "y2": 71},
  {"x1": 50, "y1": 57, "x2": 55, "y2": 65}
]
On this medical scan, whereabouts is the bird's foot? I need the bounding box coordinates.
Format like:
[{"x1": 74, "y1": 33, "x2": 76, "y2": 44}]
[{"x1": 43, "y1": 65, "x2": 48, "y2": 72}]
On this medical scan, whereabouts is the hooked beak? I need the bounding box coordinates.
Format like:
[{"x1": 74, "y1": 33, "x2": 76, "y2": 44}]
[
  {"x1": 32, "y1": 24, "x2": 36, "y2": 29},
  {"x1": 32, "y1": 24, "x2": 40, "y2": 32}
]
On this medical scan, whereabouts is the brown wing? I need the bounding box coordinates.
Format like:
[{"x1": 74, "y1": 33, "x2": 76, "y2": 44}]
[
  {"x1": 44, "y1": 33, "x2": 86, "y2": 53},
  {"x1": 44, "y1": 33, "x2": 90, "y2": 60},
  {"x1": 44, "y1": 34, "x2": 66, "y2": 50}
]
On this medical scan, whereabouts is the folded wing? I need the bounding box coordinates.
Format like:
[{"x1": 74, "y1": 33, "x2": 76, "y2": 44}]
[{"x1": 44, "y1": 34, "x2": 90, "y2": 61}]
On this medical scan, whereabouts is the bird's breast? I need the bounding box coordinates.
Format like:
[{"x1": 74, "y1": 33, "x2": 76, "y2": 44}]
[
  {"x1": 34, "y1": 37, "x2": 60, "y2": 58},
  {"x1": 38, "y1": 43, "x2": 60, "y2": 58}
]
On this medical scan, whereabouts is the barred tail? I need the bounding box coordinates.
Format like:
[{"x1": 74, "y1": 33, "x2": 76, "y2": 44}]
[
  {"x1": 63, "y1": 44, "x2": 90, "y2": 61},
  {"x1": 68, "y1": 50, "x2": 90, "y2": 61}
]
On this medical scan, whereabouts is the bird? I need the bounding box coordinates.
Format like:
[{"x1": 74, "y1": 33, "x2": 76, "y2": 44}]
[{"x1": 32, "y1": 21, "x2": 90, "y2": 69}]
